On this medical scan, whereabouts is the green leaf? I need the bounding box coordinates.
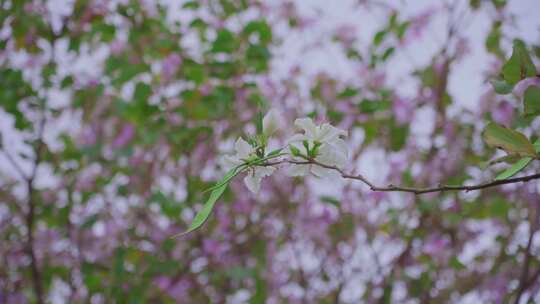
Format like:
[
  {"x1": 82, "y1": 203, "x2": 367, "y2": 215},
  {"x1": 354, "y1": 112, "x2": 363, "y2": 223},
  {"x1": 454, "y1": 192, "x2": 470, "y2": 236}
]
[
  {"x1": 289, "y1": 145, "x2": 302, "y2": 157},
  {"x1": 359, "y1": 99, "x2": 391, "y2": 113},
  {"x1": 481, "y1": 154, "x2": 521, "y2": 169},
  {"x1": 449, "y1": 256, "x2": 466, "y2": 270},
  {"x1": 373, "y1": 30, "x2": 387, "y2": 46},
  {"x1": 320, "y1": 195, "x2": 340, "y2": 207},
  {"x1": 495, "y1": 157, "x2": 532, "y2": 180},
  {"x1": 490, "y1": 78, "x2": 514, "y2": 95},
  {"x1": 491, "y1": 0, "x2": 506, "y2": 8},
  {"x1": 381, "y1": 47, "x2": 395, "y2": 61},
  {"x1": 211, "y1": 29, "x2": 237, "y2": 53},
  {"x1": 482, "y1": 122, "x2": 536, "y2": 157},
  {"x1": 501, "y1": 40, "x2": 537, "y2": 85},
  {"x1": 485, "y1": 21, "x2": 503, "y2": 57},
  {"x1": 490, "y1": 199, "x2": 510, "y2": 218},
  {"x1": 134, "y1": 82, "x2": 152, "y2": 103},
  {"x1": 337, "y1": 87, "x2": 359, "y2": 98},
  {"x1": 176, "y1": 168, "x2": 239, "y2": 236},
  {"x1": 243, "y1": 20, "x2": 272, "y2": 45},
  {"x1": 182, "y1": 1, "x2": 199, "y2": 9},
  {"x1": 523, "y1": 85, "x2": 540, "y2": 117},
  {"x1": 267, "y1": 148, "x2": 283, "y2": 157},
  {"x1": 534, "y1": 138, "x2": 540, "y2": 153}
]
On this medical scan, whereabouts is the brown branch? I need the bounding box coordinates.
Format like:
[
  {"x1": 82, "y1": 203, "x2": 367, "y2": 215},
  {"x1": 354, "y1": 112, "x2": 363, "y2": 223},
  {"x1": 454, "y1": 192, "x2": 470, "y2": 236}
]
[
  {"x1": 25, "y1": 113, "x2": 46, "y2": 304},
  {"x1": 513, "y1": 200, "x2": 539, "y2": 304},
  {"x1": 263, "y1": 159, "x2": 540, "y2": 195},
  {"x1": 513, "y1": 228, "x2": 535, "y2": 304}
]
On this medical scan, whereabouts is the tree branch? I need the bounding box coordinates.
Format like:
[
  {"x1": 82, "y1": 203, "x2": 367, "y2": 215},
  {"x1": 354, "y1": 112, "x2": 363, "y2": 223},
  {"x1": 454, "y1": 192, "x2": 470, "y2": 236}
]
[
  {"x1": 26, "y1": 113, "x2": 47, "y2": 304},
  {"x1": 264, "y1": 158, "x2": 540, "y2": 195},
  {"x1": 513, "y1": 228, "x2": 535, "y2": 304}
]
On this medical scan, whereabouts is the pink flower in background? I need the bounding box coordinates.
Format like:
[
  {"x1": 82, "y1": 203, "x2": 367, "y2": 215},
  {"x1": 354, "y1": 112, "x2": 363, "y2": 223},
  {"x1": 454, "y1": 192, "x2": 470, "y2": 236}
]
[
  {"x1": 199, "y1": 83, "x2": 213, "y2": 96},
  {"x1": 402, "y1": 6, "x2": 437, "y2": 44},
  {"x1": 334, "y1": 24, "x2": 356, "y2": 48},
  {"x1": 167, "y1": 279, "x2": 192, "y2": 299},
  {"x1": 202, "y1": 239, "x2": 228, "y2": 257},
  {"x1": 110, "y1": 40, "x2": 125, "y2": 56},
  {"x1": 154, "y1": 276, "x2": 171, "y2": 290},
  {"x1": 79, "y1": 125, "x2": 98, "y2": 146},
  {"x1": 486, "y1": 275, "x2": 508, "y2": 304},
  {"x1": 1, "y1": 1, "x2": 538, "y2": 303},
  {"x1": 113, "y1": 124, "x2": 135, "y2": 148},
  {"x1": 393, "y1": 97, "x2": 414, "y2": 124},
  {"x1": 454, "y1": 37, "x2": 471, "y2": 60},
  {"x1": 423, "y1": 235, "x2": 450, "y2": 256},
  {"x1": 491, "y1": 101, "x2": 514, "y2": 126},
  {"x1": 161, "y1": 54, "x2": 182, "y2": 82}
]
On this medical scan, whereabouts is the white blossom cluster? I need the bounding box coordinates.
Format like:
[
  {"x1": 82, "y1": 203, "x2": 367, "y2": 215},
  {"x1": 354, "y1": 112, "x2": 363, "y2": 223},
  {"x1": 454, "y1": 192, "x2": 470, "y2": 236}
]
[{"x1": 222, "y1": 110, "x2": 348, "y2": 193}]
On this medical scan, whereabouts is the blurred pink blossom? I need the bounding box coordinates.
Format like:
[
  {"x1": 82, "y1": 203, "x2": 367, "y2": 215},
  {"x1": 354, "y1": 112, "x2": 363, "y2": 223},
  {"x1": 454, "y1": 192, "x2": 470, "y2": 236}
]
[
  {"x1": 423, "y1": 235, "x2": 450, "y2": 256},
  {"x1": 393, "y1": 97, "x2": 414, "y2": 124},
  {"x1": 113, "y1": 124, "x2": 135, "y2": 148},
  {"x1": 109, "y1": 40, "x2": 125, "y2": 56},
  {"x1": 491, "y1": 101, "x2": 514, "y2": 126},
  {"x1": 161, "y1": 54, "x2": 182, "y2": 82},
  {"x1": 334, "y1": 24, "x2": 356, "y2": 48}
]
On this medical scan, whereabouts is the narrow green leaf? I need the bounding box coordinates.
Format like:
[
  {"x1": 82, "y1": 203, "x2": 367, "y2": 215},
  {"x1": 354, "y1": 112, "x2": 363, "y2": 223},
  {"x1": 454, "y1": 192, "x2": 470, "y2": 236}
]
[
  {"x1": 203, "y1": 165, "x2": 245, "y2": 193},
  {"x1": 320, "y1": 195, "x2": 340, "y2": 207},
  {"x1": 256, "y1": 111, "x2": 264, "y2": 135},
  {"x1": 381, "y1": 47, "x2": 395, "y2": 61},
  {"x1": 480, "y1": 154, "x2": 521, "y2": 169},
  {"x1": 449, "y1": 256, "x2": 466, "y2": 270},
  {"x1": 482, "y1": 122, "x2": 536, "y2": 157},
  {"x1": 373, "y1": 30, "x2": 387, "y2": 46},
  {"x1": 176, "y1": 168, "x2": 238, "y2": 236},
  {"x1": 524, "y1": 85, "x2": 540, "y2": 117},
  {"x1": 501, "y1": 40, "x2": 537, "y2": 85},
  {"x1": 534, "y1": 138, "x2": 540, "y2": 153},
  {"x1": 289, "y1": 145, "x2": 301, "y2": 157},
  {"x1": 267, "y1": 148, "x2": 283, "y2": 157},
  {"x1": 495, "y1": 157, "x2": 532, "y2": 180}
]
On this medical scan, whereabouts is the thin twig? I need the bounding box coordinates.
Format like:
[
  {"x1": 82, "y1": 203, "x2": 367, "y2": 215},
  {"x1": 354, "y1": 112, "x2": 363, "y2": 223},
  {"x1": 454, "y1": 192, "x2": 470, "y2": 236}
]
[
  {"x1": 263, "y1": 158, "x2": 540, "y2": 195},
  {"x1": 513, "y1": 228, "x2": 535, "y2": 304},
  {"x1": 26, "y1": 111, "x2": 47, "y2": 304},
  {"x1": 513, "y1": 200, "x2": 539, "y2": 304}
]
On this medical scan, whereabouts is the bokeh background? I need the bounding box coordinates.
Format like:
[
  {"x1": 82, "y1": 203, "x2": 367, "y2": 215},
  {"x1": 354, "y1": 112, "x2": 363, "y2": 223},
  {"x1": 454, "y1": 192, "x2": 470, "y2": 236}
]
[{"x1": 1, "y1": 0, "x2": 540, "y2": 303}]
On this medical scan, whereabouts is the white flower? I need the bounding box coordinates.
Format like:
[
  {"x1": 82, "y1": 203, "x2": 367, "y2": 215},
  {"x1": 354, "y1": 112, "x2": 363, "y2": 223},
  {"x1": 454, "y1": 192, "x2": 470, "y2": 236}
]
[
  {"x1": 287, "y1": 118, "x2": 348, "y2": 177},
  {"x1": 262, "y1": 109, "x2": 282, "y2": 137},
  {"x1": 221, "y1": 137, "x2": 275, "y2": 194}
]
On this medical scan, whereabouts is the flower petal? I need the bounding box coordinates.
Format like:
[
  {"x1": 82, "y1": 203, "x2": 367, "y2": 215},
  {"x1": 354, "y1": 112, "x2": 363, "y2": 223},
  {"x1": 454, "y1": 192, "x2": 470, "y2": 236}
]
[
  {"x1": 221, "y1": 155, "x2": 243, "y2": 170},
  {"x1": 287, "y1": 164, "x2": 309, "y2": 176},
  {"x1": 330, "y1": 138, "x2": 349, "y2": 157},
  {"x1": 294, "y1": 118, "x2": 317, "y2": 139},
  {"x1": 235, "y1": 137, "x2": 253, "y2": 159},
  {"x1": 316, "y1": 144, "x2": 347, "y2": 168},
  {"x1": 244, "y1": 173, "x2": 261, "y2": 194},
  {"x1": 287, "y1": 133, "x2": 307, "y2": 144},
  {"x1": 254, "y1": 166, "x2": 276, "y2": 178},
  {"x1": 243, "y1": 166, "x2": 275, "y2": 194},
  {"x1": 318, "y1": 123, "x2": 347, "y2": 142},
  {"x1": 263, "y1": 109, "x2": 281, "y2": 136}
]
